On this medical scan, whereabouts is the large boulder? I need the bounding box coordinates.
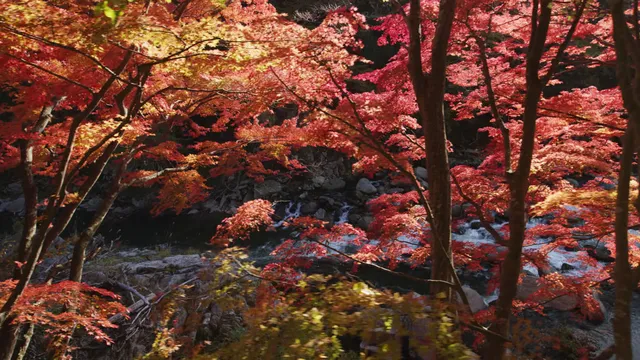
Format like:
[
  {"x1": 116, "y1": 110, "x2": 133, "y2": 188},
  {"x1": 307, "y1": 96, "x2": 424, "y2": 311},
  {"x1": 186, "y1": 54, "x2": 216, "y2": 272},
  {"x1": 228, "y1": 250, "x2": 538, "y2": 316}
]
[
  {"x1": 254, "y1": 179, "x2": 282, "y2": 198},
  {"x1": 312, "y1": 175, "x2": 326, "y2": 188},
  {"x1": 516, "y1": 274, "x2": 578, "y2": 311},
  {"x1": 356, "y1": 178, "x2": 377, "y2": 194},
  {"x1": 0, "y1": 197, "x2": 25, "y2": 213},
  {"x1": 458, "y1": 286, "x2": 488, "y2": 314},
  {"x1": 301, "y1": 201, "x2": 319, "y2": 215},
  {"x1": 587, "y1": 247, "x2": 614, "y2": 262},
  {"x1": 122, "y1": 254, "x2": 204, "y2": 274},
  {"x1": 322, "y1": 178, "x2": 346, "y2": 191},
  {"x1": 585, "y1": 290, "x2": 607, "y2": 324},
  {"x1": 452, "y1": 204, "x2": 464, "y2": 218},
  {"x1": 314, "y1": 208, "x2": 328, "y2": 221}
]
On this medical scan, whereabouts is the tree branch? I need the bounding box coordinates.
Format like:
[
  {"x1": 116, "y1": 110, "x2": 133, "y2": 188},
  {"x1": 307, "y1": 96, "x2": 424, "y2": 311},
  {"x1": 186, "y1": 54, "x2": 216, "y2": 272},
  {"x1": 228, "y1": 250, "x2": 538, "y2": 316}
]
[{"x1": 0, "y1": 51, "x2": 94, "y2": 94}]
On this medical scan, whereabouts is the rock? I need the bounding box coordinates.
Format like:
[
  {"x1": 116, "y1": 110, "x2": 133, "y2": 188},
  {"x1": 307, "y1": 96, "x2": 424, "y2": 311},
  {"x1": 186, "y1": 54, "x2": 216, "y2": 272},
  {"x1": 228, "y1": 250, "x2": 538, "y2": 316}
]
[
  {"x1": 0, "y1": 197, "x2": 25, "y2": 213},
  {"x1": 274, "y1": 203, "x2": 287, "y2": 219},
  {"x1": 566, "y1": 178, "x2": 580, "y2": 188},
  {"x1": 560, "y1": 263, "x2": 575, "y2": 272},
  {"x1": 348, "y1": 213, "x2": 362, "y2": 224},
  {"x1": 312, "y1": 175, "x2": 326, "y2": 188},
  {"x1": 586, "y1": 245, "x2": 614, "y2": 262},
  {"x1": 452, "y1": 204, "x2": 464, "y2": 218},
  {"x1": 586, "y1": 291, "x2": 607, "y2": 324},
  {"x1": 116, "y1": 248, "x2": 158, "y2": 258},
  {"x1": 390, "y1": 177, "x2": 412, "y2": 188},
  {"x1": 414, "y1": 166, "x2": 428, "y2": 180},
  {"x1": 600, "y1": 181, "x2": 616, "y2": 190},
  {"x1": 548, "y1": 295, "x2": 579, "y2": 311},
  {"x1": 242, "y1": 191, "x2": 254, "y2": 203},
  {"x1": 517, "y1": 274, "x2": 578, "y2": 311},
  {"x1": 357, "y1": 215, "x2": 374, "y2": 230},
  {"x1": 487, "y1": 246, "x2": 508, "y2": 261},
  {"x1": 6, "y1": 182, "x2": 22, "y2": 196},
  {"x1": 567, "y1": 216, "x2": 584, "y2": 227},
  {"x1": 254, "y1": 180, "x2": 282, "y2": 198},
  {"x1": 387, "y1": 187, "x2": 404, "y2": 194},
  {"x1": 516, "y1": 275, "x2": 542, "y2": 299},
  {"x1": 122, "y1": 254, "x2": 204, "y2": 274},
  {"x1": 173, "y1": 307, "x2": 189, "y2": 329},
  {"x1": 470, "y1": 220, "x2": 482, "y2": 230},
  {"x1": 160, "y1": 273, "x2": 190, "y2": 288},
  {"x1": 124, "y1": 260, "x2": 166, "y2": 274},
  {"x1": 314, "y1": 208, "x2": 327, "y2": 220},
  {"x1": 564, "y1": 244, "x2": 579, "y2": 252},
  {"x1": 301, "y1": 201, "x2": 319, "y2": 215},
  {"x1": 356, "y1": 178, "x2": 377, "y2": 194},
  {"x1": 322, "y1": 178, "x2": 346, "y2": 191},
  {"x1": 163, "y1": 254, "x2": 204, "y2": 269},
  {"x1": 522, "y1": 266, "x2": 540, "y2": 277},
  {"x1": 458, "y1": 286, "x2": 487, "y2": 314},
  {"x1": 318, "y1": 196, "x2": 337, "y2": 207}
]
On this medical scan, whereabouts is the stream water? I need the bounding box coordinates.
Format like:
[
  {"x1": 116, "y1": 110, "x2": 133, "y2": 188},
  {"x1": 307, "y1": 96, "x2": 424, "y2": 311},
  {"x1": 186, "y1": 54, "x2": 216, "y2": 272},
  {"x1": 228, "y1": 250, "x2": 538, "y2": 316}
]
[{"x1": 1, "y1": 195, "x2": 632, "y2": 356}]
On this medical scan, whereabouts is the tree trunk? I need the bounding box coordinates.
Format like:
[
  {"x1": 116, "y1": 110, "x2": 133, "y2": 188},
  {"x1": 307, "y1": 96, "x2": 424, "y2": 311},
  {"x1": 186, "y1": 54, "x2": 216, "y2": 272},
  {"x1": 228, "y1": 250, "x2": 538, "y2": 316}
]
[
  {"x1": 609, "y1": 0, "x2": 640, "y2": 356},
  {"x1": 14, "y1": 98, "x2": 65, "y2": 276},
  {"x1": 613, "y1": 125, "x2": 635, "y2": 360},
  {"x1": 405, "y1": 0, "x2": 457, "y2": 300},
  {"x1": 0, "y1": 53, "x2": 131, "y2": 351},
  {"x1": 37, "y1": 141, "x2": 119, "y2": 263},
  {"x1": 486, "y1": 0, "x2": 552, "y2": 357},
  {"x1": 15, "y1": 324, "x2": 34, "y2": 360},
  {"x1": 69, "y1": 184, "x2": 121, "y2": 282},
  {"x1": 0, "y1": 322, "x2": 20, "y2": 360}
]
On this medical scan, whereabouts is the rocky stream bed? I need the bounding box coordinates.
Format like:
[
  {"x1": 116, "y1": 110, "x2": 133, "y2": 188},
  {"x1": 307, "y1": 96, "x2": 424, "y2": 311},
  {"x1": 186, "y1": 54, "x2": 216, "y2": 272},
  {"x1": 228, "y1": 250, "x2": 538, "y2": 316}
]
[{"x1": 0, "y1": 156, "x2": 636, "y2": 358}]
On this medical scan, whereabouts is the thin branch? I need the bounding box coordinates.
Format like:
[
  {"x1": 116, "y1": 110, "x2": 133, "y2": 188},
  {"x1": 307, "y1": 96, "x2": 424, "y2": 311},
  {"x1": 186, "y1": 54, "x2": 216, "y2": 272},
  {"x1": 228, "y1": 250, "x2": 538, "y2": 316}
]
[
  {"x1": 540, "y1": 0, "x2": 588, "y2": 86},
  {"x1": 0, "y1": 25, "x2": 139, "y2": 88},
  {"x1": 0, "y1": 51, "x2": 94, "y2": 94},
  {"x1": 466, "y1": 24, "x2": 512, "y2": 175},
  {"x1": 451, "y1": 173, "x2": 507, "y2": 245},
  {"x1": 124, "y1": 166, "x2": 190, "y2": 187}
]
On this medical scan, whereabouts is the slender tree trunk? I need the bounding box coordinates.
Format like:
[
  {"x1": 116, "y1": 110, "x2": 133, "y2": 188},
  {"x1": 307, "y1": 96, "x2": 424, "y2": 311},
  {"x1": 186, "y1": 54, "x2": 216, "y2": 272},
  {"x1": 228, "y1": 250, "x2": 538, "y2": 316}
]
[
  {"x1": 610, "y1": 0, "x2": 640, "y2": 356},
  {"x1": 15, "y1": 98, "x2": 65, "y2": 274},
  {"x1": 425, "y1": 0, "x2": 456, "y2": 299},
  {"x1": 17, "y1": 144, "x2": 39, "y2": 267},
  {"x1": 614, "y1": 125, "x2": 635, "y2": 360},
  {"x1": 15, "y1": 324, "x2": 34, "y2": 360},
  {"x1": 486, "y1": 0, "x2": 552, "y2": 357},
  {"x1": 487, "y1": 83, "x2": 544, "y2": 359},
  {"x1": 405, "y1": 0, "x2": 457, "y2": 300},
  {"x1": 0, "y1": 324, "x2": 20, "y2": 360},
  {"x1": 36, "y1": 141, "x2": 119, "y2": 262},
  {"x1": 4, "y1": 98, "x2": 66, "y2": 360},
  {"x1": 69, "y1": 183, "x2": 121, "y2": 282}
]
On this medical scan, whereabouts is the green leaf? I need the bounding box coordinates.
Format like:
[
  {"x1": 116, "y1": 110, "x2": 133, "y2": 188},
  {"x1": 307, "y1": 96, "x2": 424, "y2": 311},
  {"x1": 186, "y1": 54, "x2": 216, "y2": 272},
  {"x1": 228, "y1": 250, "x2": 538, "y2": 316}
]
[{"x1": 103, "y1": 4, "x2": 117, "y2": 23}]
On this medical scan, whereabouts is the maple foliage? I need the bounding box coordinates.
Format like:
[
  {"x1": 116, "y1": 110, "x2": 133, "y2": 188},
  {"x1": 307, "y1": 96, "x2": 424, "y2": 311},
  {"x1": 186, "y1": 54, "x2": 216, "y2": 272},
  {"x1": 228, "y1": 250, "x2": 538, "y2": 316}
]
[
  {"x1": 207, "y1": 0, "x2": 636, "y2": 355},
  {"x1": 0, "y1": 0, "x2": 367, "y2": 357},
  {"x1": 0, "y1": 280, "x2": 125, "y2": 347},
  {"x1": 1, "y1": 0, "x2": 639, "y2": 357}
]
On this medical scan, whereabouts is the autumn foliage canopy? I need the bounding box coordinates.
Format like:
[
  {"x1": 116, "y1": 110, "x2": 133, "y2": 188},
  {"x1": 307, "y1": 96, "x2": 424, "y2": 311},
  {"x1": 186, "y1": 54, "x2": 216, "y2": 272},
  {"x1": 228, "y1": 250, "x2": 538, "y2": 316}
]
[{"x1": 0, "y1": 0, "x2": 639, "y2": 358}]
